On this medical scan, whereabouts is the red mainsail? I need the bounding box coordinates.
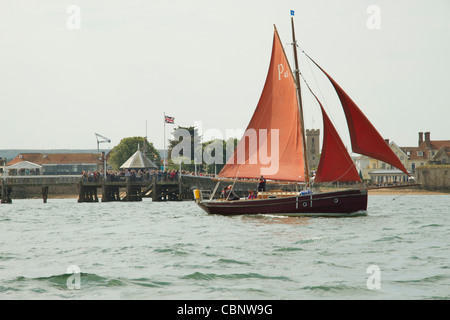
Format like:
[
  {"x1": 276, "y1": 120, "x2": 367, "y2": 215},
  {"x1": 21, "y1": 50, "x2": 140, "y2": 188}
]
[
  {"x1": 307, "y1": 56, "x2": 409, "y2": 176},
  {"x1": 218, "y1": 28, "x2": 306, "y2": 182}
]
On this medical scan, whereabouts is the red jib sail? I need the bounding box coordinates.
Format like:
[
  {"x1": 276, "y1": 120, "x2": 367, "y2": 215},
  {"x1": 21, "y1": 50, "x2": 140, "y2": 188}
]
[
  {"x1": 307, "y1": 55, "x2": 409, "y2": 176},
  {"x1": 310, "y1": 92, "x2": 361, "y2": 182},
  {"x1": 218, "y1": 28, "x2": 306, "y2": 182}
]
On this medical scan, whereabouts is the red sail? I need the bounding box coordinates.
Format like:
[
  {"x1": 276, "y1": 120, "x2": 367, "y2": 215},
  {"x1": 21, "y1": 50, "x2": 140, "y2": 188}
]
[
  {"x1": 218, "y1": 28, "x2": 305, "y2": 182},
  {"x1": 308, "y1": 56, "x2": 409, "y2": 176},
  {"x1": 313, "y1": 97, "x2": 361, "y2": 182}
]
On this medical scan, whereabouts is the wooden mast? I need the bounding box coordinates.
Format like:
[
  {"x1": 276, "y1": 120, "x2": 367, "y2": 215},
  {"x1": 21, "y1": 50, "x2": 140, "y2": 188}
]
[{"x1": 291, "y1": 16, "x2": 310, "y2": 184}]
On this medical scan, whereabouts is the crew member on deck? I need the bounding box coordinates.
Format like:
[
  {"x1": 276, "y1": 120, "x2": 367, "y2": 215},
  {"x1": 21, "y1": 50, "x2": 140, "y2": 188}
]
[
  {"x1": 221, "y1": 186, "x2": 228, "y2": 199},
  {"x1": 257, "y1": 176, "x2": 266, "y2": 192},
  {"x1": 225, "y1": 185, "x2": 240, "y2": 201}
]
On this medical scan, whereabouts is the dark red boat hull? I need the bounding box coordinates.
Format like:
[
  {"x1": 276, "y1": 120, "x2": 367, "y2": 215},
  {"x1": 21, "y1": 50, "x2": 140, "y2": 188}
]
[{"x1": 197, "y1": 189, "x2": 368, "y2": 217}]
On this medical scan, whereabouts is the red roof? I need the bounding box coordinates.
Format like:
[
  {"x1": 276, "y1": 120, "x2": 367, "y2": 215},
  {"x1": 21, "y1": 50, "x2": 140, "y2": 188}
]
[
  {"x1": 7, "y1": 153, "x2": 103, "y2": 166},
  {"x1": 427, "y1": 140, "x2": 450, "y2": 150},
  {"x1": 404, "y1": 140, "x2": 450, "y2": 161}
]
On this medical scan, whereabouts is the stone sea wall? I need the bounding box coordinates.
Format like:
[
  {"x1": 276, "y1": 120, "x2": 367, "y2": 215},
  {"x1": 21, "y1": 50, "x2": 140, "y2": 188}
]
[{"x1": 416, "y1": 165, "x2": 450, "y2": 192}]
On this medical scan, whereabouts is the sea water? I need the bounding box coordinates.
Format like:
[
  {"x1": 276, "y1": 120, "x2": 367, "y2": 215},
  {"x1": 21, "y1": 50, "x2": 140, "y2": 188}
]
[{"x1": 0, "y1": 195, "x2": 449, "y2": 300}]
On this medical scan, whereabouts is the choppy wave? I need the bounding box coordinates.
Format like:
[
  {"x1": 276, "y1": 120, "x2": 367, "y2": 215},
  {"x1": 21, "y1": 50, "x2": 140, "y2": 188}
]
[
  {"x1": 393, "y1": 274, "x2": 448, "y2": 284},
  {"x1": 301, "y1": 284, "x2": 363, "y2": 293},
  {"x1": 216, "y1": 258, "x2": 251, "y2": 265},
  {"x1": 2, "y1": 273, "x2": 125, "y2": 290},
  {"x1": 0, "y1": 273, "x2": 174, "y2": 298},
  {"x1": 180, "y1": 272, "x2": 291, "y2": 282},
  {"x1": 1, "y1": 196, "x2": 449, "y2": 299}
]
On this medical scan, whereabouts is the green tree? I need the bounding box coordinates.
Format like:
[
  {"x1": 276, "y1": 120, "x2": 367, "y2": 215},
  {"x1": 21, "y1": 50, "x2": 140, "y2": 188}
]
[
  {"x1": 202, "y1": 137, "x2": 238, "y2": 174},
  {"x1": 167, "y1": 126, "x2": 199, "y2": 161},
  {"x1": 167, "y1": 125, "x2": 238, "y2": 174},
  {"x1": 108, "y1": 136, "x2": 161, "y2": 170}
]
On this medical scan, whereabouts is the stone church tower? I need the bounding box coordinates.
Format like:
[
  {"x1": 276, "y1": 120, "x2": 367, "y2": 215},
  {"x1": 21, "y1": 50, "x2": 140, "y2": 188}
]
[{"x1": 306, "y1": 129, "x2": 320, "y2": 170}]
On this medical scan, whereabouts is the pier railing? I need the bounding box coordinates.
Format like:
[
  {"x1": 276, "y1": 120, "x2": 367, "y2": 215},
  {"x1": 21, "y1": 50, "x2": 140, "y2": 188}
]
[{"x1": 2, "y1": 175, "x2": 81, "y2": 186}]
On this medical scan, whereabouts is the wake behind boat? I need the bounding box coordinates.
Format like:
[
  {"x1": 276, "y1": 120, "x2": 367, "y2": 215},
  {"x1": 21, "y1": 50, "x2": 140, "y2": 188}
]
[{"x1": 194, "y1": 13, "x2": 411, "y2": 217}]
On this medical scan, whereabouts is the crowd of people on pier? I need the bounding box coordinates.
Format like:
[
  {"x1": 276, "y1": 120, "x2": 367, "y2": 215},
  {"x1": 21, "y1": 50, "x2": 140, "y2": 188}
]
[
  {"x1": 81, "y1": 169, "x2": 151, "y2": 182},
  {"x1": 81, "y1": 169, "x2": 270, "y2": 201},
  {"x1": 81, "y1": 168, "x2": 217, "y2": 183}
]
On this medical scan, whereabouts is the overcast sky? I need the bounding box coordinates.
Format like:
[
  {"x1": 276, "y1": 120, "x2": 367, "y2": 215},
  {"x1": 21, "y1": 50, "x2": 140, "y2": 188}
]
[{"x1": 0, "y1": 0, "x2": 448, "y2": 152}]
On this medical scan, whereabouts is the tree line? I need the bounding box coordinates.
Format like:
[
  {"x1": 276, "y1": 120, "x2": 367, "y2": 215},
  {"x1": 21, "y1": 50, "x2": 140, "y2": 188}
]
[{"x1": 107, "y1": 126, "x2": 238, "y2": 175}]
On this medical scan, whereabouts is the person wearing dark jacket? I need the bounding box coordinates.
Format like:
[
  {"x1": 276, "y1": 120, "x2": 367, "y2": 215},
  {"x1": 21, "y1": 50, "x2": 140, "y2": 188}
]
[{"x1": 257, "y1": 176, "x2": 266, "y2": 192}]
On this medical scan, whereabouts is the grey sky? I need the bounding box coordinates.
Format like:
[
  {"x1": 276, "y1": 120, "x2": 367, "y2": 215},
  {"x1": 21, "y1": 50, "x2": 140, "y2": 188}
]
[{"x1": 0, "y1": 0, "x2": 448, "y2": 152}]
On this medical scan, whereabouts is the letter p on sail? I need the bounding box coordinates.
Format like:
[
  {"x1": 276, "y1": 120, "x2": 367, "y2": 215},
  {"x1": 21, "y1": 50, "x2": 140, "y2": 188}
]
[{"x1": 277, "y1": 64, "x2": 284, "y2": 80}]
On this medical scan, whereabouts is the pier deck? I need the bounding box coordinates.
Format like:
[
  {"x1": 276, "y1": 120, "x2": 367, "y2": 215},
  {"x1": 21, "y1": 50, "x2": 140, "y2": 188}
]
[{"x1": 0, "y1": 174, "x2": 299, "y2": 203}]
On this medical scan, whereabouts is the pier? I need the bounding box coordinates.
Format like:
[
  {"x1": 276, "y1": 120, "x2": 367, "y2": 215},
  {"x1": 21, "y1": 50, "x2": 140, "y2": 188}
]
[
  {"x1": 0, "y1": 174, "x2": 299, "y2": 203},
  {"x1": 0, "y1": 175, "x2": 149, "y2": 203},
  {"x1": 1, "y1": 175, "x2": 80, "y2": 203},
  {"x1": 77, "y1": 175, "x2": 149, "y2": 203}
]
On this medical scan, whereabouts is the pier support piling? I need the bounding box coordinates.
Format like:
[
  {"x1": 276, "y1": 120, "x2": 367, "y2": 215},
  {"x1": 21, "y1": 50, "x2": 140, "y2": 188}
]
[
  {"x1": 42, "y1": 186, "x2": 48, "y2": 203},
  {"x1": 1, "y1": 179, "x2": 12, "y2": 204}
]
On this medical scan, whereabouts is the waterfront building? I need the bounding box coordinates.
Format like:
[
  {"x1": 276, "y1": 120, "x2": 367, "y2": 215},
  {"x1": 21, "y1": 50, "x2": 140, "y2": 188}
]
[
  {"x1": 406, "y1": 132, "x2": 450, "y2": 168},
  {"x1": 355, "y1": 131, "x2": 450, "y2": 183},
  {"x1": 355, "y1": 140, "x2": 410, "y2": 181},
  {"x1": 6, "y1": 153, "x2": 104, "y2": 175}
]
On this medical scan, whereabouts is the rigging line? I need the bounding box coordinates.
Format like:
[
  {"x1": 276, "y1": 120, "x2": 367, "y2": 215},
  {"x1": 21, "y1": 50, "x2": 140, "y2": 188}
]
[
  {"x1": 299, "y1": 72, "x2": 320, "y2": 112},
  {"x1": 301, "y1": 75, "x2": 354, "y2": 164},
  {"x1": 299, "y1": 72, "x2": 347, "y2": 152},
  {"x1": 298, "y1": 51, "x2": 354, "y2": 158},
  {"x1": 299, "y1": 48, "x2": 348, "y2": 143},
  {"x1": 294, "y1": 45, "x2": 334, "y2": 119},
  {"x1": 295, "y1": 43, "x2": 330, "y2": 111},
  {"x1": 392, "y1": 191, "x2": 412, "y2": 201},
  {"x1": 299, "y1": 73, "x2": 361, "y2": 186},
  {"x1": 305, "y1": 55, "x2": 330, "y2": 112}
]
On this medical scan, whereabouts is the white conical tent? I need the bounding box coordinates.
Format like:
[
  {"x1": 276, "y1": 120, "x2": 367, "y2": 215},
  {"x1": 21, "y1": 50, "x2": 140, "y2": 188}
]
[{"x1": 120, "y1": 150, "x2": 157, "y2": 170}]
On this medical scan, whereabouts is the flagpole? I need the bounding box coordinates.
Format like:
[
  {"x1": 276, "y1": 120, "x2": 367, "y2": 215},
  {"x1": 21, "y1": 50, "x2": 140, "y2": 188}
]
[
  {"x1": 163, "y1": 112, "x2": 166, "y2": 172},
  {"x1": 144, "y1": 120, "x2": 147, "y2": 156}
]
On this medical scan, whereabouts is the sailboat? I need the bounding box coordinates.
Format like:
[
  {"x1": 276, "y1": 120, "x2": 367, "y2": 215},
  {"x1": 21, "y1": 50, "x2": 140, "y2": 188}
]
[{"x1": 194, "y1": 16, "x2": 410, "y2": 217}]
